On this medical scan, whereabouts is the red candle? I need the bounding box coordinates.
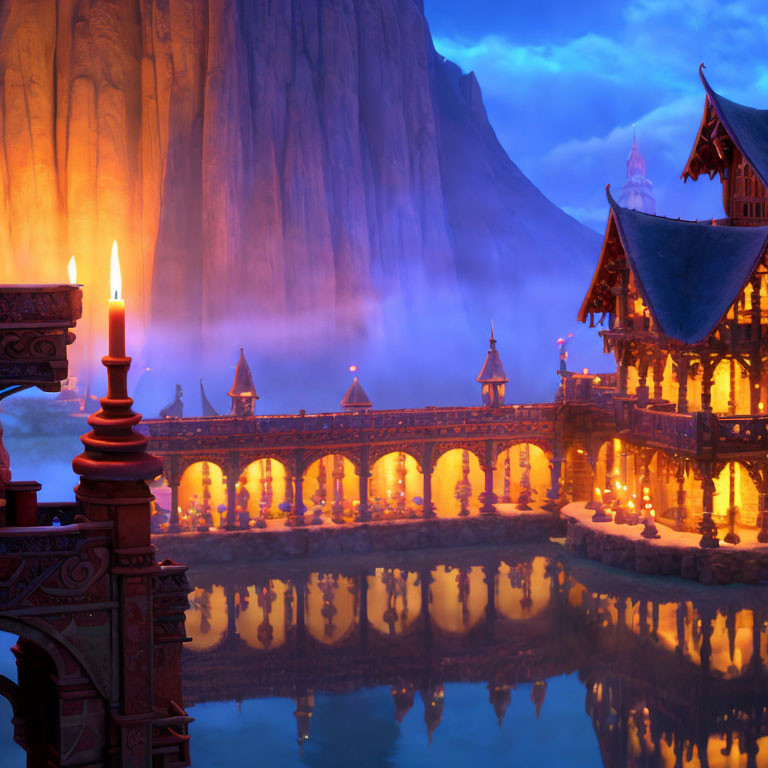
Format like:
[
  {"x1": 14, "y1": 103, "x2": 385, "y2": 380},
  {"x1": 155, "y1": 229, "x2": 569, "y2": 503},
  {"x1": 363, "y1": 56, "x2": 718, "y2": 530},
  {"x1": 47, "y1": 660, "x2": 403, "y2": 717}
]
[{"x1": 108, "y1": 240, "x2": 125, "y2": 357}]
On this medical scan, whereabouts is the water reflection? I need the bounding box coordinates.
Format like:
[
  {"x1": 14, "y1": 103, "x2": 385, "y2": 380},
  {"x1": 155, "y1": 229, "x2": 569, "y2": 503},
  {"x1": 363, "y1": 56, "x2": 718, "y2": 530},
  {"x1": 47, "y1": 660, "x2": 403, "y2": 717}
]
[{"x1": 184, "y1": 548, "x2": 768, "y2": 767}]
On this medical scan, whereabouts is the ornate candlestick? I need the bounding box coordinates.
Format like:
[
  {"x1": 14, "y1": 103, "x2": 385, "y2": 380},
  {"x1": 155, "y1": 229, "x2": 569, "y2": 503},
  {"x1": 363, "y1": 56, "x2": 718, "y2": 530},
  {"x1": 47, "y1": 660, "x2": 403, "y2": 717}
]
[{"x1": 71, "y1": 242, "x2": 166, "y2": 765}]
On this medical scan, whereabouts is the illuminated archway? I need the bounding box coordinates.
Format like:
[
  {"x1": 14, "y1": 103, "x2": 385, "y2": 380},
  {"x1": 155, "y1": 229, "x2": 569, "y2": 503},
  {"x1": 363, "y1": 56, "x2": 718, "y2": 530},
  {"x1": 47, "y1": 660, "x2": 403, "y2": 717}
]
[
  {"x1": 306, "y1": 573, "x2": 358, "y2": 645},
  {"x1": 494, "y1": 443, "x2": 550, "y2": 509},
  {"x1": 179, "y1": 461, "x2": 226, "y2": 528},
  {"x1": 302, "y1": 454, "x2": 358, "y2": 521},
  {"x1": 186, "y1": 586, "x2": 228, "y2": 651},
  {"x1": 241, "y1": 458, "x2": 290, "y2": 521},
  {"x1": 429, "y1": 566, "x2": 487, "y2": 635},
  {"x1": 710, "y1": 358, "x2": 751, "y2": 415},
  {"x1": 366, "y1": 568, "x2": 421, "y2": 637},
  {"x1": 713, "y1": 462, "x2": 759, "y2": 528},
  {"x1": 369, "y1": 452, "x2": 422, "y2": 518},
  {"x1": 235, "y1": 581, "x2": 295, "y2": 651},
  {"x1": 431, "y1": 449, "x2": 483, "y2": 517}
]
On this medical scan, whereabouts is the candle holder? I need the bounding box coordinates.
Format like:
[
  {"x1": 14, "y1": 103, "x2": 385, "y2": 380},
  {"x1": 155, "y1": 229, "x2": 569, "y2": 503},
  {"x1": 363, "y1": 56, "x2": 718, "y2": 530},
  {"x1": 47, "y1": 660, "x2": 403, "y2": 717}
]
[
  {"x1": 72, "y1": 353, "x2": 162, "y2": 484},
  {"x1": 612, "y1": 500, "x2": 627, "y2": 525},
  {"x1": 591, "y1": 503, "x2": 612, "y2": 523},
  {"x1": 641, "y1": 515, "x2": 660, "y2": 539}
]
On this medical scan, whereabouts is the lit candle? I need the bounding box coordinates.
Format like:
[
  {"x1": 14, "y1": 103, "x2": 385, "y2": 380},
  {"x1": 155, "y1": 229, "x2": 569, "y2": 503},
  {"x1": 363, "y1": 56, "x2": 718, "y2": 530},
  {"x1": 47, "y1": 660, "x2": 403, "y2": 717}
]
[
  {"x1": 68, "y1": 255, "x2": 77, "y2": 284},
  {"x1": 108, "y1": 240, "x2": 125, "y2": 358}
]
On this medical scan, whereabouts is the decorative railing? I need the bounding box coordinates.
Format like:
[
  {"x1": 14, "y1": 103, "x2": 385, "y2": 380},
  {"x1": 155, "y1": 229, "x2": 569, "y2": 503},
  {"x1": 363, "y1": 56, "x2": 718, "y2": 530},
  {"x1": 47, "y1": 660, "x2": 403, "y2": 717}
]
[
  {"x1": 142, "y1": 403, "x2": 560, "y2": 446},
  {"x1": 717, "y1": 416, "x2": 768, "y2": 452}
]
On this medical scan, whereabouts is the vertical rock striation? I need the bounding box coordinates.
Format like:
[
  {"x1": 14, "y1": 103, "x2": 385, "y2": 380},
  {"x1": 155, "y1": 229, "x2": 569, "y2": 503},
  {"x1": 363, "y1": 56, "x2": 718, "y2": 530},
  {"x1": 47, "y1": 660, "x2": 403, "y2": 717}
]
[{"x1": 0, "y1": 0, "x2": 599, "y2": 363}]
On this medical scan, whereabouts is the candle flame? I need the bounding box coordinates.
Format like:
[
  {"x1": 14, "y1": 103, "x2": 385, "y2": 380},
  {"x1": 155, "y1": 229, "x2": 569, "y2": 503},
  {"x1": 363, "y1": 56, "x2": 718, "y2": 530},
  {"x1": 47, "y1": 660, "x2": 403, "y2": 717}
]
[
  {"x1": 110, "y1": 240, "x2": 122, "y2": 300},
  {"x1": 67, "y1": 255, "x2": 77, "y2": 284}
]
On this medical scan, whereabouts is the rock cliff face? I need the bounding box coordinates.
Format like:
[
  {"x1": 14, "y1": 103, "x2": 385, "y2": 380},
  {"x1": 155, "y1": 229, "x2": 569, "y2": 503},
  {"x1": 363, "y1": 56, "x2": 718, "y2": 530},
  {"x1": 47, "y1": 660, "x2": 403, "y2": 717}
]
[{"x1": 0, "y1": 0, "x2": 599, "y2": 363}]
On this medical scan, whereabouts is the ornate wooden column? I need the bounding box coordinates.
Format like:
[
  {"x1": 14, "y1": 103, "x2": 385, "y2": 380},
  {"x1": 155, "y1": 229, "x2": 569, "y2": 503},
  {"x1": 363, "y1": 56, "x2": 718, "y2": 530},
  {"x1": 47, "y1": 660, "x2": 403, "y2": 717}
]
[
  {"x1": 675, "y1": 354, "x2": 690, "y2": 414},
  {"x1": 479, "y1": 441, "x2": 497, "y2": 515},
  {"x1": 675, "y1": 461, "x2": 687, "y2": 531},
  {"x1": 700, "y1": 356, "x2": 716, "y2": 413},
  {"x1": 751, "y1": 275, "x2": 763, "y2": 415},
  {"x1": 698, "y1": 463, "x2": 719, "y2": 548},
  {"x1": 652, "y1": 354, "x2": 666, "y2": 401}
]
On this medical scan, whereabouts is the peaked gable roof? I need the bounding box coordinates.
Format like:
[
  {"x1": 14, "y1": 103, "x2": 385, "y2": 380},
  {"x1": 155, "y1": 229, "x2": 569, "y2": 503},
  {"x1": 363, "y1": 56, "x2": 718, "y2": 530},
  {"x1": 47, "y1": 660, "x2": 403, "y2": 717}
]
[
  {"x1": 580, "y1": 189, "x2": 768, "y2": 344},
  {"x1": 228, "y1": 348, "x2": 258, "y2": 399},
  {"x1": 341, "y1": 377, "x2": 372, "y2": 409},
  {"x1": 200, "y1": 379, "x2": 219, "y2": 417},
  {"x1": 683, "y1": 65, "x2": 768, "y2": 188},
  {"x1": 476, "y1": 334, "x2": 508, "y2": 383}
]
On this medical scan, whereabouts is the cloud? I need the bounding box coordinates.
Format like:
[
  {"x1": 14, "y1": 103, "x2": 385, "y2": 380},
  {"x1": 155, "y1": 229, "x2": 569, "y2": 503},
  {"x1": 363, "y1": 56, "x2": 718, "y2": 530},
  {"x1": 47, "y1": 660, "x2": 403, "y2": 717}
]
[{"x1": 428, "y1": 1, "x2": 768, "y2": 233}]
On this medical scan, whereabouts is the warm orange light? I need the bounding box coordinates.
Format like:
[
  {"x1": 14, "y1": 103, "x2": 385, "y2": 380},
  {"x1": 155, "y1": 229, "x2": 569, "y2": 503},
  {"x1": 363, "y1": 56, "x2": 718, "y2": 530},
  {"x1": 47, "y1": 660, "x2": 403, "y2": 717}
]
[
  {"x1": 582, "y1": 367, "x2": 589, "y2": 375},
  {"x1": 108, "y1": 240, "x2": 125, "y2": 357},
  {"x1": 556, "y1": 338, "x2": 565, "y2": 345},
  {"x1": 67, "y1": 255, "x2": 77, "y2": 284},
  {"x1": 110, "y1": 240, "x2": 122, "y2": 300},
  {"x1": 349, "y1": 364, "x2": 358, "y2": 372},
  {"x1": 576, "y1": 448, "x2": 584, "y2": 455},
  {"x1": 593, "y1": 376, "x2": 601, "y2": 384},
  {"x1": 760, "y1": 402, "x2": 765, "y2": 412},
  {"x1": 628, "y1": 500, "x2": 635, "y2": 510}
]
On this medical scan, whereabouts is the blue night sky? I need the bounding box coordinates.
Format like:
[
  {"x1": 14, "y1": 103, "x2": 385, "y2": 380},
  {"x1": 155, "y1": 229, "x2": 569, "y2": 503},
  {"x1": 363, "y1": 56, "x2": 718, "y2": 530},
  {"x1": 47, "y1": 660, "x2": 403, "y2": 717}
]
[{"x1": 424, "y1": 0, "x2": 768, "y2": 231}]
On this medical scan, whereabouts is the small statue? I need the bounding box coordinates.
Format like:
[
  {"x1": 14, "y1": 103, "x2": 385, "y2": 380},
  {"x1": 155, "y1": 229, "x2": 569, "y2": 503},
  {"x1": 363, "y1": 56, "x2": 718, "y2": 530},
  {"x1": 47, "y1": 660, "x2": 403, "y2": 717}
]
[{"x1": 159, "y1": 384, "x2": 184, "y2": 419}]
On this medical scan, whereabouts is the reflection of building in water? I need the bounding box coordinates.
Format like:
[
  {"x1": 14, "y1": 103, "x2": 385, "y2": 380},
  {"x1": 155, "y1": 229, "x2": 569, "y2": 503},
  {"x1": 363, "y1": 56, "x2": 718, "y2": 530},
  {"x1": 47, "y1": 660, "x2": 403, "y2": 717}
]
[{"x1": 183, "y1": 550, "x2": 768, "y2": 761}]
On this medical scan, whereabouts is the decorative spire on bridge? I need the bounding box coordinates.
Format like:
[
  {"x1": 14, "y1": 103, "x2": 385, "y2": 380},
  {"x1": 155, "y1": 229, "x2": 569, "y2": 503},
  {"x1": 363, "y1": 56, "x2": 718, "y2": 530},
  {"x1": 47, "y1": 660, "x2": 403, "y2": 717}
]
[
  {"x1": 341, "y1": 366, "x2": 372, "y2": 410},
  {"x1": 228, "y1": 348, "x2": 259, "y2": 416},
  {"x1": 200, "y1": 379, "x2": 219, "y2": 417},
  {"x1": 476, "y1": 323, "x2": 508, "y2": 407}
]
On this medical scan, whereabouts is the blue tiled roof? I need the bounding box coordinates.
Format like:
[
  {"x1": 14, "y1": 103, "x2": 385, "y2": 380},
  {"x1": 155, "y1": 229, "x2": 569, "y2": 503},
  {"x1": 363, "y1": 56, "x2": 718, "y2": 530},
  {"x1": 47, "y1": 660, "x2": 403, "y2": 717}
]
[
  {"x1": 704, "y1": 74, "x2": 768, "y2": 189},
  {"x1": 609, "y1": 194, "x2": 768, "y2": 344}
]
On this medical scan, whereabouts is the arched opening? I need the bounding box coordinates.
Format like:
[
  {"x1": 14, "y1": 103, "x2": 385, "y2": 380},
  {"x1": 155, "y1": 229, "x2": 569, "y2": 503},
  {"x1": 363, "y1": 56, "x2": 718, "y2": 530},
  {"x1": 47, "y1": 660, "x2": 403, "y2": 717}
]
[
  {"x1": 368, "y1": 452, "x2": 423, "y2": 519},
  {"x1": 187, "y1": 585, "x2": 229, "y2": 651},
  {"x1": 564, "y1": 444, "x2": 594, "y2": 502},
  {"x1": 235, "y1": 581, "x2": 295, "y2": 651},
  {"x1": 241, "y1": 458, "x2": 290, "y2": 523},
  {"x1": 305, "y1": 573, "x2": 358, "y2": 645},
  {"x1": 710, "y1": 358, "x2": 751, "y2": 415},
  {"x1": 179, "y1": 461, "x2": 226, "y2": 529},
  {"x1": 366, "y1": 568, "x2": 422, "y2": 637},
  {"x1": 494, "y1": 443, "x2": 550, "y2": 509},
  {"x1": 302, "y1": 454, "x2": 358, "y2": 522},
  {"x1": 428, "y1": 566, "x2": 487, "y2": 635},
  {"x1": 431, "y1": 449, "x2": 484, "y2": 517},
  {"x1": 713, "y1": 462, "x2": 759, "y2": 528}
]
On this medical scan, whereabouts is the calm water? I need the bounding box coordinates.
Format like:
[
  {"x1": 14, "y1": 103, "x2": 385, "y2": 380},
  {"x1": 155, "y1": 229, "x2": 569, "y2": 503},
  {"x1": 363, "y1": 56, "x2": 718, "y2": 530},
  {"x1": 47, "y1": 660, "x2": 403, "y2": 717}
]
[{"x1": 3, "y1": 543, "x2": 768, "y2": 766}]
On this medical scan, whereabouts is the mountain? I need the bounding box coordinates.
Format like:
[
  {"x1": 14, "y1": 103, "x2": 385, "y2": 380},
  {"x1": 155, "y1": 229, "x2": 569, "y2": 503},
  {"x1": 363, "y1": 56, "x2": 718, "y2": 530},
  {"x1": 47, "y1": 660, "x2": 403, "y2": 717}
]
[{"x1": 0, "y1": 0, "x2": 600, "y2": 375}]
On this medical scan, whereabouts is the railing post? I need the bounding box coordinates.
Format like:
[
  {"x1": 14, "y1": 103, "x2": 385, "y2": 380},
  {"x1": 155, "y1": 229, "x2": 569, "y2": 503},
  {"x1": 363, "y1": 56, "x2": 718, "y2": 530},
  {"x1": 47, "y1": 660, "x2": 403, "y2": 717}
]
[{"x1": 676, "y1": 355, "x2": 689, "y2": 414}]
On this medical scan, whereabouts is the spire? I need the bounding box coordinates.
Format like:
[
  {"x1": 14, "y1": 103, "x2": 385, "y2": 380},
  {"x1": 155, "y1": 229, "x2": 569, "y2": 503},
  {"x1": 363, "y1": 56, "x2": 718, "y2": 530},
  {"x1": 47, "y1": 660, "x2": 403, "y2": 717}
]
[
  {"x1": 477, "y1": 325, "x2": 508, "y2": 407},
  {"x1": 488, "y1": 684, "x2": 512, "y2": 728},
  {"x1": 228, "y1": 348, "x2": 258, "y2": 416},
  {"x1": 531, "y1": 680, "x2": 547, "y2": 719},
  {"x1": 341, "y1": 377, "x2": 372, "y2": 410},
  {"x1": 200, "y1": 379, "x2": 219, "y2": 417},
  {"x1": 619, "y1": 126, "x2": 655, "y2": 214},
  {"x1": 392, "y1": 686, "x2": 415, "y2": 724}
]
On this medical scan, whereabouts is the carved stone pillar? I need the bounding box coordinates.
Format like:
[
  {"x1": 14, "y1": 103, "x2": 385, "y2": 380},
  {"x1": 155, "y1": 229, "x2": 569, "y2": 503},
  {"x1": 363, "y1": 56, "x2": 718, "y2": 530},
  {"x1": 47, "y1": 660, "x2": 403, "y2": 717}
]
[
  {"x1": 166, "y1": 456, "x2": 181, "y2": 533},
  {"x1": 479, "y1": 442, "x2": 497, "y2": 515},
  {"x1": 356, "y1": 446, "x2": 371, "y2": 522},
  {"x1": 422, "y1": 445, "x2": 435, "y2": 518},
  {"x1": 292, "y1": 472, "x2": 307, "y2": 527},
  {"x1": 225, "y1": 457, "x2": 238, "y2": 530},
  {"x1": 758, "y1": 489, "x2": 768, "y2": 543}
]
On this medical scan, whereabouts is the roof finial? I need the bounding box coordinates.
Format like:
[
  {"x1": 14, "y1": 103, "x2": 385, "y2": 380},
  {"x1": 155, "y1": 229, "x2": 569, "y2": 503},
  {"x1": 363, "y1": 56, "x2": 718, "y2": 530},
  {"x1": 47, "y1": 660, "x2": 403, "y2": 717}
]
[
  {"x1": 633, "y1": 123, "x2": 637, "y2": 147},
  {"x1": 490, "y1": 319, "x2": 496, "y2": 349}
]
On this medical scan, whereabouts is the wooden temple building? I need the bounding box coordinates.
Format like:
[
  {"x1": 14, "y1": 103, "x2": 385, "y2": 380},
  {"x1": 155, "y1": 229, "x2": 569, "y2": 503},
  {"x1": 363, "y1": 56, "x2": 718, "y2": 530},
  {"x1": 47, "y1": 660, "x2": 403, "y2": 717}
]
[{"x1": 578, "y1": 65, "x2": 768, "y2": 546}]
